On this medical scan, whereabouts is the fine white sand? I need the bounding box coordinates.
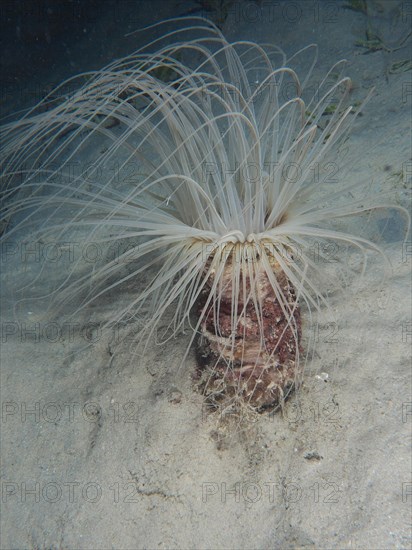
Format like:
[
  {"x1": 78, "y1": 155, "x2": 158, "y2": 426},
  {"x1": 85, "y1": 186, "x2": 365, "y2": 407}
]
[{"x1": 1, "y1": 1, "x2": 411, "y2": 548}]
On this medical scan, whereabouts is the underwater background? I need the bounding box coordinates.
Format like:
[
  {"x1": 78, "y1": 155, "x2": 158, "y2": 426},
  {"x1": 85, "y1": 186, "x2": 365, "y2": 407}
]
[{"x1": 1, "y1": 1, "x2": 411, "y2": 548}]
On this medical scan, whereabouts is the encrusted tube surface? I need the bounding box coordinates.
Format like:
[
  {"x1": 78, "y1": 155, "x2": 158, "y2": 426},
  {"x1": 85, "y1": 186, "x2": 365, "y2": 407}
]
[{"x1": 196, "y1": 259, "x2": 302, "y2": 411}]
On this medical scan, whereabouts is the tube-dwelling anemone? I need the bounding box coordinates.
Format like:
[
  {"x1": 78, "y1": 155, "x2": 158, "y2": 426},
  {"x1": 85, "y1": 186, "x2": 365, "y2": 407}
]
[{"x1": 0, "y1": 18, "x2": 408, "y2": 413}]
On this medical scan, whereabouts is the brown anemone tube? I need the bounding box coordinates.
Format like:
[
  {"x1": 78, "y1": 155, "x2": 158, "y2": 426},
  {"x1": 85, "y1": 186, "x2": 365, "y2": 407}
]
[{"x1": 196, "y1": 253, "x2": 302, "y2": 412}]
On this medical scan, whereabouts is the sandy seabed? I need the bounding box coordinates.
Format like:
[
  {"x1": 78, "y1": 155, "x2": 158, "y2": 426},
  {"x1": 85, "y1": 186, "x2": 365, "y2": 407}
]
[{"x1": 1, "y1": 1, "x2": 411, "y2": 548}]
